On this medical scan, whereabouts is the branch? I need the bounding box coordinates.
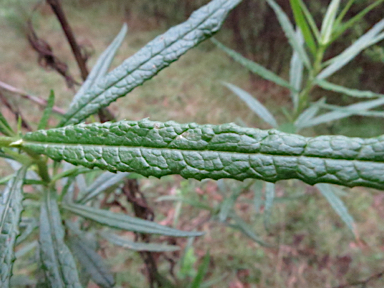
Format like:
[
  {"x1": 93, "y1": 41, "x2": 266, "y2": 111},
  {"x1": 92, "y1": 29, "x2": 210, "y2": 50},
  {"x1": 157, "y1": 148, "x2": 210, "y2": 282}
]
[{"x1": 0, "y1": 81, "x2": 65, "y2": 115}]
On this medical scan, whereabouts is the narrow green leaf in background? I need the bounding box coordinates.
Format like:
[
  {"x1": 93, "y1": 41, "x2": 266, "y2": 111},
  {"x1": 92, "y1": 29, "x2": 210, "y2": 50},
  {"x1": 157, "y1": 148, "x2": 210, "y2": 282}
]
[
  {"x1": 0, "y1": 111, "x2": 14, "y2": 137},
  {"x1": 289, "y1": 29, "x2": 304, "y2": 111},
  {"x1": 316, "y1": 184, "x2": 356, "y2": 235},
  {"x1": 62, "y1": 203, "x2": 204, "y2": 237},
  {"x1": 101, "y1": 232, "x2": 180, "y2": 252},
  {"x1": 0, "y1": 166, "x2": 27, "y2": 288},
  {"x1": 266, "y1": 0, "x2": 311, "y2": 68},
  {"x1": 320, "y1": 0, "x2": 340, "y2": 45},
  {"x1": 316, "y1": 79, "x2": 384, "y2": 98},
  {"x1": 37, "y1": 90, "x2": 55, "y2": 130},
  {"x1": 294, "y1": 97, "x2": 325, "y2": 130},
  {"x1": 70, "y1": 24, "x2": 128, "y2": 107},
  {"x1": 189, "y1": 251, "x2": 210, "y2": 288},
  {"x1": 22, "y1": 119, "x2": 384, "y2": 189},
  {"x1": 60, "y1": 0, "x2": 242, "y2": 126},
  {"x1": 253, "y1": 181, "x2": 264, "y2": 213},
  {"x1": 289, "y1": 0, "x2": 317, "y2": 54},
  {"x1": 39, "y1": 188, "x2": 82, "y2": 288},
  {"x1": 66, "y1": 225, "x2": 115, "y2": 288},
  {"x1": 263, "y1": 182, "x2": 275, "y2": 230},
  {"x1": 223, "y1": 82, "x2": 278, "y2": 128},
  {"x1": 212, "y1": 39, "x2": 294, "y2": 90}
]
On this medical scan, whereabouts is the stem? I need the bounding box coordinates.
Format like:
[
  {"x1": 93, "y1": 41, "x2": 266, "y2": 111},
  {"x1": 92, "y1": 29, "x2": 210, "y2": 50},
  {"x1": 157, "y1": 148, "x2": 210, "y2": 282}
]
[{"x1": 0, "y1": 136, "x2": 18, "y2": 147}]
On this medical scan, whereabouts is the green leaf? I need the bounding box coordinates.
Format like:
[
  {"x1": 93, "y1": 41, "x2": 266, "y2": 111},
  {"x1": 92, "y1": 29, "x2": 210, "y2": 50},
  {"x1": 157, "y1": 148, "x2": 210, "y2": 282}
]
[
  {"x1": 16, "y1": 217, "x2": 38, "y2": 244},
  {"x1": 62, "y1": 203, "x2": 204, "y2": 237},
  {"x1": 39, "y1": 188, "x2": 82, "y2": 288},
  {"x1": 296, "y1": 0, "x2": 320, "y2": 40},
  {"x1": 212, "y1": 39, "x2": 294, "y2": 90},
  {"x1": 189, "y1": 251, "x2": 210, "y2": 288},
  {"x1": 37, "y1": 90, "x2": 55, "y2": 130},
  {"x1": 316, "y1": 184, "x2": 356, "y2": 235},
  {"x1": 101, "y1": 231, "x2": 180, "y2": 252},
  {"x1": 227, "y1": 212, "x2": 271, "y2": 247},
  {"x1": 320, "y1": 0, "x2": 340, "y2": 45},
  {"x1": 22, "y1": 118, "x2": 384, "y2": 189},
  {"x1": 0, "y1": 166, "x2": 27, "y2": 287},
  {"x1": 266, "y1": 0, "x2": 311, "y2": 68},
  {"x1": 301, "y1": 97, "x2": 384, "y2": 127},
  {"x1": 333, "y1": 0, "x2": 384, "y2": 40},
  {"x1": 294, "y1": 97, "x2": 326, "y2": 130},
  {"x1": 317, "y1": 102, "x2": 384, "y2": 117},
  {"x1": 66, "y1": 223, "x2": 115, "y2": 288},
  {"x1": 316, "y1": 79, "x2": 384, "y2": 98},
  {"x1": 263, "y1": 182, "x2": 275, "y2": 230},
  {"x1": 223, "y1": 82, "x2": 278, "y2": 128},
  {"x1": 318, "y1": 19, "x2": 384, "y2": 79},
  {"x1": 78, "y1": 171, "x2": 129, "y2": 204},
  {"x1": 289, "y1": 0, "x2": 317, "y2": 54},
  {"x1": 59, "y1": 0, "x2": 242, "y2": 126},
  {"x1": 14, "y1": 240, "x2": 38, "y2": 259},
  {"x1": 0, "y1": 111, "x2": 14, "y2": 137},
  {"x1": 69, "y1": 24, "x2": 128, "y2": 107},
  {"x1": 253, "y1": 181, "x2": 263, "y2": 213},
  {"x1": 289, "y1": 29, "x2": 304, "y2": 110}
]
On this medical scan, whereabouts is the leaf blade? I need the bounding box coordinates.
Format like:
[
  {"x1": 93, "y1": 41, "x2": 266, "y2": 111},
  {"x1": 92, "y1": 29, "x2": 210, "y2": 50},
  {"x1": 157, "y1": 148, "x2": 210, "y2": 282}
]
[{"x1": 38, "y1": 90, "x2": 55, "y2": 130}]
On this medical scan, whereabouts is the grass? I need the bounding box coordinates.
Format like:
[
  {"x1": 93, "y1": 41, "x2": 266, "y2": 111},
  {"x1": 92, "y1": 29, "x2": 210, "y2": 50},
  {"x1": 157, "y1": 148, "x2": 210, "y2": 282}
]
[{"x1": 1, "y1": 1, "x2": 384, "y2": 287}]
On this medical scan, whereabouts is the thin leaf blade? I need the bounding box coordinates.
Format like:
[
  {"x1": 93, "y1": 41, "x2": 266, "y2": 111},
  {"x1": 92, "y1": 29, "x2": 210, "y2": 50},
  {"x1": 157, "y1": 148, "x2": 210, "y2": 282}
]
[{"x1": 37, "y1": 90, "x2": 55, "y2": 130}]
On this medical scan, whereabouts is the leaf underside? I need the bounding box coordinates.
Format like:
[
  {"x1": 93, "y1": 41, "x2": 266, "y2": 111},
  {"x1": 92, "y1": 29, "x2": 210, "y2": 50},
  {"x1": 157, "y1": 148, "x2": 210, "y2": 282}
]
[{"x1": 23, "y1": 119, "x2": 384, "y2": 189}]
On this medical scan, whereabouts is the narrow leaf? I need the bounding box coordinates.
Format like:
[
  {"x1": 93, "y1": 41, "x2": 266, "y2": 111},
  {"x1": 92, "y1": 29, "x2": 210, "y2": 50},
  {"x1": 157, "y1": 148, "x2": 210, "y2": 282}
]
[
  {"x1": 16, "y1": 217, "x2": 38, "y2": 244},
  {"x1": 22, "y1": 118, "x2": 384, "y2": 190},
  {"x1": 320, "y1": 0, "x2": 340, "y2": 45},
  {"x1": 289, "y1": 0, "x2": 317, "y2": 54},
  {"x1": 266, "y1": 0, "x2": 311, "y2": 68},
  {"x1": 294, "y1": 97, "x2": 326, "y2": 130},
  {"x1": 302, "y1": 97, "x2": 384, "y2": 127},
  {"x1": 0, "y1": 166, "x2": 27, "y2": 287},
  {"x1": 38, "y1": 90, "x2": 55, "y2": 130},
  {"x1": 190, "y1": 251, "x2": 210, "y2": 288},
  {"x1": 66, "y1": 225, "x2": 115, "y2": 288},
  {"x1": 316, "y1": 184, "x2": 356, "y2": 235},
  {"x1": 212, "y1": 39, "x2": 293, "y2": 90},
  {"x1": 289, "y1": 29, "x2": 305, "y2": 110},
  {"x1": 223, "y1": 82, "x2": 278, "y2": 127},
  {"x1": 39, "y1": 188, "x2": 82, "y2": 288},
  {"x1": 60, "y1": 0, "x2": 242, "y2": 126},
  {"x1": 318, "y1": 103, "x2": 384, "y2": 117},
  {"x1": 263, "y1": 182, "x2": 275, "y2": 230},
  {"x1": 0, "y1": 111, "x2": 13, "y2": 136},
  {"x1": 78, "y1": 171, "x2": 129, "y2": 204},
  {"x1": 253, "y1": 181, "x2": 264, "y2": 213},
  {"x1": 62, "y1": 203, "x2": 204, "y2": 237},
  {"x1": 70, "y1": 24, "x2": 128, "y2": 107},
  {"x1": 297, "y1": 0, "x2": 320, "y2": 39},
  {"x1": 318, "y1": 19, "x2": 384, "y2": 79},
  {"x1": 101, "y1": 232, "x2": 180, "y2": 252},
  {"x1": 316, "y1": 79, "x2": 384, "y2": 98}
]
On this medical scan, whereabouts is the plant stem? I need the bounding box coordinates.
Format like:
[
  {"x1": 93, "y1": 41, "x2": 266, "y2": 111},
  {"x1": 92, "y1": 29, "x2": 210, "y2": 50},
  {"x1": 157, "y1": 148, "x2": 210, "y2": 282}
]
[{"x1": 0, "y1": 136, "x2": 19, "y2": 147}]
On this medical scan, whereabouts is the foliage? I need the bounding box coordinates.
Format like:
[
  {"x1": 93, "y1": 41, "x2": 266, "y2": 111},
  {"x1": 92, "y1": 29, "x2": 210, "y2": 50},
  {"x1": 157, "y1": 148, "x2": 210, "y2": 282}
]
[{"x1": 0, "y1": 0, "x2": 383, "y2": 287}]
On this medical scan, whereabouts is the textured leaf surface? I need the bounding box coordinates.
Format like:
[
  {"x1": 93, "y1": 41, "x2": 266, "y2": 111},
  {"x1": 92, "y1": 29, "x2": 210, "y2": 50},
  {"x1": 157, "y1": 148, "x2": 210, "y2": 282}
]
[
  {"x1": 39, "y1": 188, "x2": 81, "y2": 288},
  {"x1": 0, "y1": 166, "x2": 27, "y2": 287},
  {"x1": 62, "y1": 203, "x2": 203, "y2": 237},
  {"x1": 60, "y1": 0, "x2": 242, "y2": 126},
  {"x1": 23, "y1": 119, "x2": 384, "y2": 189}
]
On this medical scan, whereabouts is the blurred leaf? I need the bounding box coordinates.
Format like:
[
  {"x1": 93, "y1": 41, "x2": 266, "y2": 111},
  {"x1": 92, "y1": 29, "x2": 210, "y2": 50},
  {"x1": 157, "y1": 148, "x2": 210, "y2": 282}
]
[
  {"x1": 318, "y1": 19, "x2": 384, "y2": 79},
  {"x1": 218, "y1": 190, "x2": 240, "y2": 222},
  {"x1": 316, "y1": 79, "x2": 384, "y2": 98},
  {"x1": 39, "y1": 188, "x2": 81, "y2": 288},
  {"x1": 333, "y1": 0, "x2": 384, "y2": 40},
  {"x1": 101, "y1": 232, "x2": 180, "y2": 252},
  {"x1": 263, "y1": 182, "x2": 275, "y2": 231},
  {"x1": 14, "y1": 240, "x2": 38, "y2": 259},
  {"x1": 318, "y1": 102, "x2": 384, "y2": 117},
  {"x1": 189, "y1": 251, "x2": 210, "y2": 288},
  {"x1": 0, "y1": 111, "x2": 13, "y2": 136},
  {"x1": 267, "y1": 0, "x2": 311, "y2": 68},
  {"x1": 296, "y1": 0, "x2": 320, "y2": 39},
  {"x1": 16, "y1": 217, "x2": 38, "y2": 244},
  {"x1": 66, "y1": 228, "x2": 115, "y2": 288},
  {"x1": 0, "y1": 165, "x2": 27, "y2": 288},
  {"x1": 289, "y1": 0, "x2": 317, "y2": 54},
  {"x1": 289, "y1": 29, "x2": 305, "y2": 110},
  {"x1": 62, "y1": 203, "x2": 204, "y2": 237},
  {"x1": 294, "y1": 97, "x2": 326, "y2": 130},
  {"x1": 37, "y1": 90, "x2": 55, "y2": 130},
  {"x1": 223, "y1": 82, "x2": 278, "y2": 128},
  {"x1": 212, "y1": 39, "x2": 294, "y2": 90},
  {"x1": 253, "y1": 181, "x2": 264, "y2": 213},
  {"x1": 334, "y1": 0, "x2": 354, "y2": 28},
  {"x1": 301, "y1": 97, "x2": 384, "y2": 127},
  {"x1": 228, "y1": 212, "x2": 271, "y2": 247},
  {"x1": 60, "y1": 0, "x2": 242, "y2": 126},
  {"x1": 316, "y1": 184, "x2": 356, "y2": 236},
  {"x1": 70, "y1": 24, "x2": 128, "y2": 107},
  {"x1": 79, "y1": 171, "x2": 129, "y2": 203},
  {"x1": 320, "y1": 0, "x2": 340, "y2": 45},
  {"x1": 156, "y1": 195, "x2": 212, "y2": 211}
]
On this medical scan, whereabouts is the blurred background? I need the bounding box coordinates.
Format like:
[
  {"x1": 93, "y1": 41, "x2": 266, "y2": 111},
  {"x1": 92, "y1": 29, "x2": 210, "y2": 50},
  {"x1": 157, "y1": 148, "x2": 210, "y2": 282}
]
[{"x1": 1, "y1": 0, "x2": 384, "y2": 287}]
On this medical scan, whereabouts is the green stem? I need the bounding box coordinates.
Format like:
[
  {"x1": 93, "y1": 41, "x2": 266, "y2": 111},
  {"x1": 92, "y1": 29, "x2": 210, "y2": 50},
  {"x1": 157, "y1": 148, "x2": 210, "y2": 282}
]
[{"x1": 0, "y1": 136, "x2": 19, "y2": 147}]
